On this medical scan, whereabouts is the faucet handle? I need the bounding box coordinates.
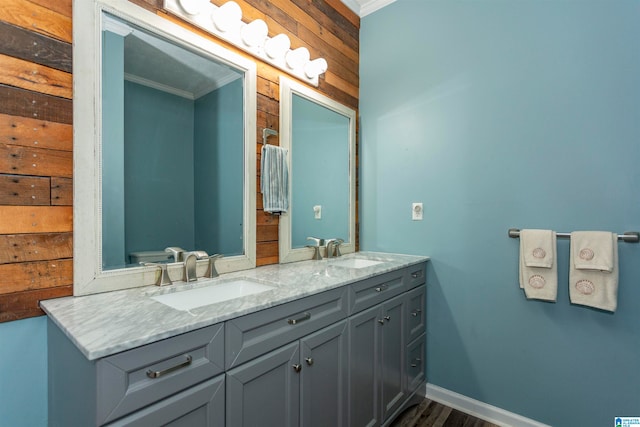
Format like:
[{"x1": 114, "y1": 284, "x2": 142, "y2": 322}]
[
  {"x1": 334, "y1": 239, "x2": 344, "y2": 257},
  {"x1": 164, "y1": 247, "x2": 185, "y2": 262},
  {"x1": 306, "y1": 237, "x2": 324, "y2": 246},
  {"x1": 206, "y1": 254, "x2": 223, "y2": 278},
  {"x1": 143, "y1": 262, "x2": 172, "y2": 286}
]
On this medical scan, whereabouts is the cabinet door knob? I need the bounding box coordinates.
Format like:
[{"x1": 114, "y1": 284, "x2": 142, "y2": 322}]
[
  {"x1": 411, "y1": 309, "x2": 422, "y2": 317},
  {"x1": 305, "y1": 357, "x2": 314, "y2": 366},
  {"x1": 384, "y1": 315, "x2": 391, "y2": 321},
  {"x1": 378, "y1": 319, "x2": 385, "y2": 325},
  {"x1": 375, "y1": 284, "x2": 388, "y2": 292},
  {"x1": 293, "y1": 364, "x2": 302, "y2": 373}
]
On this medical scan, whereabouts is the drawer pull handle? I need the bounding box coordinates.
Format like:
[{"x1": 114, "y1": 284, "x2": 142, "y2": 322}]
[
  {"x1": 411, "y1": 357, "x2": 422, "y2": 368},
  {"x1": 288, "y1": 312, "x2": 311, "y2": 325},
  {"x1": 411, "y1": 271, "x2": 423, "y2": 279},
  {"x1": 305, "y1": 357, "x2": 314, "y2": 366},
  {"x1": 411, "y1": 309, "x2": 422, "y2": 317},
  {"x1": 293, "y1": 364, "x2": 302, "y2": 373},
  {"x1": 146, "y1": 355, "x2": 192, "y2": 379},
  {"x1": 375, "y1": 284, "x2": 388, "y2": 292}
]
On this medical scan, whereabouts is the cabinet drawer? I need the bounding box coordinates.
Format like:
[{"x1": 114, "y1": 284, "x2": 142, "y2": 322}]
[
  {"x1": 406, "y1": 334, "x2": 426, "y2": 394},
  {"x1": 105, "y1": 374, "x2": 225, "y2": 427},
  {"x1": 405, "y1": 263, "x2": 426, "y2": 290},
  {"x1": 97, "y1": 323, "x2": 224, "y2": 425},
  {"x1": 225, "y1": 287, "x2": 348, "y2": 369},
  {"x1": 348, "y1": 269, "x2": 405, "y2": 314},
  {"x1": 406, "y1": 285, "x2": 426, "y2": 344}
]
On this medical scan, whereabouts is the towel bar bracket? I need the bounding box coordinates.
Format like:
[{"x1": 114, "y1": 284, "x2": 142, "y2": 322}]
[{"x1": 508, "y1": 228, "x2": 640, "y2": 243}]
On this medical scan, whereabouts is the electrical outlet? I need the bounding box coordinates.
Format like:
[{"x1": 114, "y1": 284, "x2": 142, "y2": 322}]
[
  {"x1": 412, "y1": 203, "x2": 423, "y2": 221},
  {"x1": 314, "y1": 205, "x2": 322, "y2": 219}
]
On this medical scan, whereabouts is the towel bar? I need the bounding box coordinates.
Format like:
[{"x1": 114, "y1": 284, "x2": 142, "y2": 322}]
[{"x1": 508, "y1": 228, "x2": 640, "y2": 243}]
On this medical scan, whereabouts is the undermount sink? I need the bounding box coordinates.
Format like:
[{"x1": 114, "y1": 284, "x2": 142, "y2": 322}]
[
  {"x1": 329, "y1": 258, "x2": 385, "y2": 269},
  {"x1": 150, "y1": 279, "x2": 275, "y2": 311}
]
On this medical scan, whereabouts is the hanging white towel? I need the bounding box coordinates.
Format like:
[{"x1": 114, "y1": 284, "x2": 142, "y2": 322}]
[
  {"x1": 519, "y1": 229, "x2": 557, "y2": 302},
  {"x1": 569, "y1": 231, "x2": 618, "y2": 312},
  {"x1": 261, "y1": 144, "x2": 289, "y2": 214}
]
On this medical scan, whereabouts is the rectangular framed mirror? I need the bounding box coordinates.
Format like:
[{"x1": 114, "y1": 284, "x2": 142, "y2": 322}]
[
  {"x1": 278, "y1": 77, "x2": 356, "y2": 263},
  {"x1": 74, "y1": 0, "x2": 257, "y2": 295}
]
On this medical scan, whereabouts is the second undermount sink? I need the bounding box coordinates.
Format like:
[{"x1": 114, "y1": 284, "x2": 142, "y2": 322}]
[
  {"x1": 150, "y1": 279, "x2": 275, "y2": 311},
  {"x1": 329, "y1": 258, "x2": 385, "y2": 269}
]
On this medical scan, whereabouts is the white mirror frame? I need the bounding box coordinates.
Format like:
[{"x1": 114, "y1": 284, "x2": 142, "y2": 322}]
[
  {"x1": 278, "y1": 77, "x2": 356, "y2": 263},
  {"x1": 73, "y1": 0, "x2": 257, "y2": 295}
]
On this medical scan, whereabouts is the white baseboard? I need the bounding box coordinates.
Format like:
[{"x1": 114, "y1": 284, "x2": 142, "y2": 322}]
[{"x1": 425, "y1": 383, "x2": 552, "y2": 427}]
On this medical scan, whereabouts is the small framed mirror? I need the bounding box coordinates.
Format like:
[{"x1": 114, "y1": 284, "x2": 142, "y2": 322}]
[
  {"x1": 74, "y1": 0, "x2": 257, "y2": 295},
  {"x1": 278, "y1": 77, "x2": 356, "y2": 263}
]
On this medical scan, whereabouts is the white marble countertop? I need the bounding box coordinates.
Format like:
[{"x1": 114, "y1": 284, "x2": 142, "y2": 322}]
[{"x1": 40, "y1": 252, "x2": 429, "y2": 360}]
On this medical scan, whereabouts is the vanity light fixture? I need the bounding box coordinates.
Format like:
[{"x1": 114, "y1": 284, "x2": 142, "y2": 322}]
[{"x1": 165, "y1": 0, "x2": 328, "y2": 86}]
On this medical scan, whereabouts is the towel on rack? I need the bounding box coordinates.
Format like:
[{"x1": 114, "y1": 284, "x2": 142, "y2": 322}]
[
  {"x1": 569, "y1": 231, "x2": 618, "y2": 312},
  {"x1": 519, "y1": 229, "x2": 557, "y2": 302},
  {"x1": 261, "y1": 144, "x2": 289, "y2": 214}
]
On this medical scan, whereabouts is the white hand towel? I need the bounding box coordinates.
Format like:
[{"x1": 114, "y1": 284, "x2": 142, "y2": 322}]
[
  {"x1": 569, "y1": 231, "x2": 618, "y2": 312},
  {"x1": 260, "y1": 145, "x2": 289, "y2": 214},
  {"x1": 519, "y1": 229, "x2": 557, "y2": 302}
]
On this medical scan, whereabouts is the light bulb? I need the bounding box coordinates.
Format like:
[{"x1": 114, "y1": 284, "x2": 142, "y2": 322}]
[
  {"x1": 241, "y1": 19, "x2": 268, "y2": 47},
  {"x1": 285, "y1": 47, "x2": 310, "y2": 70},
  {"x1": 211, "y1": 1, "x2": 242, "y2": 32},
  {"x1": 178, "y1": 0, "x2": 208, "y2": 16},
  {"x1": 304, "y1": 58, "x2": 328, "y2": 78},
  {"x1": 264, "y1": 34, "x2": 291, "y2": 59}
]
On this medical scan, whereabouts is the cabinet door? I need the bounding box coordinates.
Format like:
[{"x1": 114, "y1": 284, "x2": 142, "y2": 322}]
[
  {"x1": 348, "y1": 305, "x2": 381, "y2": 427},
  {"x1": 105, "y1": 375, "x2": 224, "y2": 427},
  {"x1": 380, "y1": 295, "x2": 406, "y2": 421},
  {"x1": 226, "y1": 342, "x2": 300, "y2": 427},
  {"x1": 300, "y1": 320, "x2": 348, "y2": 427}
]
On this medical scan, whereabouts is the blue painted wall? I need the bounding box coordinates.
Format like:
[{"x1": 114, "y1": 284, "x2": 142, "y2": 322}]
[
  {"x1": 0, "y1": 317, "x2": 47, "y2": 426},
  {"x1": 291, "y1": 93, "x2": 350, "y2": 248},
  {"x1": 359, "y1": 1, "x2": 640, "y2": 426},
  {"x1": 124, "y1": 81, "x2": 196, "y2": 256},
  {"x1": 194, "y1": 79, "x2": 244, "y2": 256}
]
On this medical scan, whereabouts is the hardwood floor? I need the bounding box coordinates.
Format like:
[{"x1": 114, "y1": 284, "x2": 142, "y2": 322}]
[{"x1": 390, "y1": 399, "x2": 502, "y2": 427}]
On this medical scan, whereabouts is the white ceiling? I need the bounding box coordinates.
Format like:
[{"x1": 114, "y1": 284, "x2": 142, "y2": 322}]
[{"x1": 340, "y1": 0, "x2": 396, "y2": 17}]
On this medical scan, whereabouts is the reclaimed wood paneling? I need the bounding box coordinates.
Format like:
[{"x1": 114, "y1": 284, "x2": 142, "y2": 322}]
[
  {"x1": 0, "y1": 206, "x2": 72, "y2": 234},
  {"x1": 0, "y1": 113, "x2": 72, "y2": 151},
  {"x1": 27, "y1": 0, "x2": 72, "y2": 18},
  {"x1": 0, "y1": 258, "x2": 73, "y2": 294},
  {"x1": 0, "y1": 54, "x2": 72, "y2": 99},
  {"x1": 0, "y1": 0, "x2": 72, "y2": 43},
  {"x1": 0, "y1": 84, "x2": 73, "y2": 124},
  {"x1": 0, "y1": 174, "x2": 50, "y2": 205},
  {"x1": 0, "y1": 20, "x2": 72, "y2": 73},
  {"x1": 0, "y1": 285, "x2": 71, "y2": 321},
  {"x1": 50, "y1": 177, "x2": 71, "y2": 205},
  {"x1": 0, "y1": 232, "x2": 72, "y2": 264},
  {"x1": 0, "y1": 143, "x2": 73, "y2": 178}
]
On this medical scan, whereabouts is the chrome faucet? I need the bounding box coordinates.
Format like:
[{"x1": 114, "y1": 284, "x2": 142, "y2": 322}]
[
  {"x1": 306, "y1": 237, "x2": 324, "y2": 260},
  {"x1": 325, "y1": 238, "x2": 344, "y2": 258},
  {"x1": 183, "y1": 251, "x2": 209, "y2": 282}
]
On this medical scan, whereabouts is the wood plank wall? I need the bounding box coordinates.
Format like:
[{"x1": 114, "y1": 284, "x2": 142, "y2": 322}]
[
  {"x1": 0, "y1": 0, "x2": 359, "y2": 322},
  {"x1": 0, "y1": 0, "x2": 73, "y2": 322}
]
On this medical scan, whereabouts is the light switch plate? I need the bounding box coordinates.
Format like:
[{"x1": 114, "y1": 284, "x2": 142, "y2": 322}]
[{"x1": 412, "y1": 203, "x2": 423, "y2": 220}]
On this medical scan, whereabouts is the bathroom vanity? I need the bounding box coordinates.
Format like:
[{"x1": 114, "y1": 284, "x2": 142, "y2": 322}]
[{"x1": 42, "y1": 253, "x2": 428, "y2": 427}]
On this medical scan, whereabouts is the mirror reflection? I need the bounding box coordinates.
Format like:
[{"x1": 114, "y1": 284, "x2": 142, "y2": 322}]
[
  {"x1": 290, "y1": 93, "x2": 350, "y2": 248},
  {"x1": 279, "y1": 77, "x2": 356, "y2": 263},
  {"x1": 101, "y1": 14, "x2": 245, "y2": 270}
]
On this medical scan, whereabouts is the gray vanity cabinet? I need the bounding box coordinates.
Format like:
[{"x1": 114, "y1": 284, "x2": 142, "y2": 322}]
[
  {"x1": 226, "y1": 321, "x2": 348, "y2": 427},
  {"x1": 348, "y1": 294, "x2": 406, "y2": 427},
  {"x1": 47, "y1": 320, "x2": 225, "y2": 427}
]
